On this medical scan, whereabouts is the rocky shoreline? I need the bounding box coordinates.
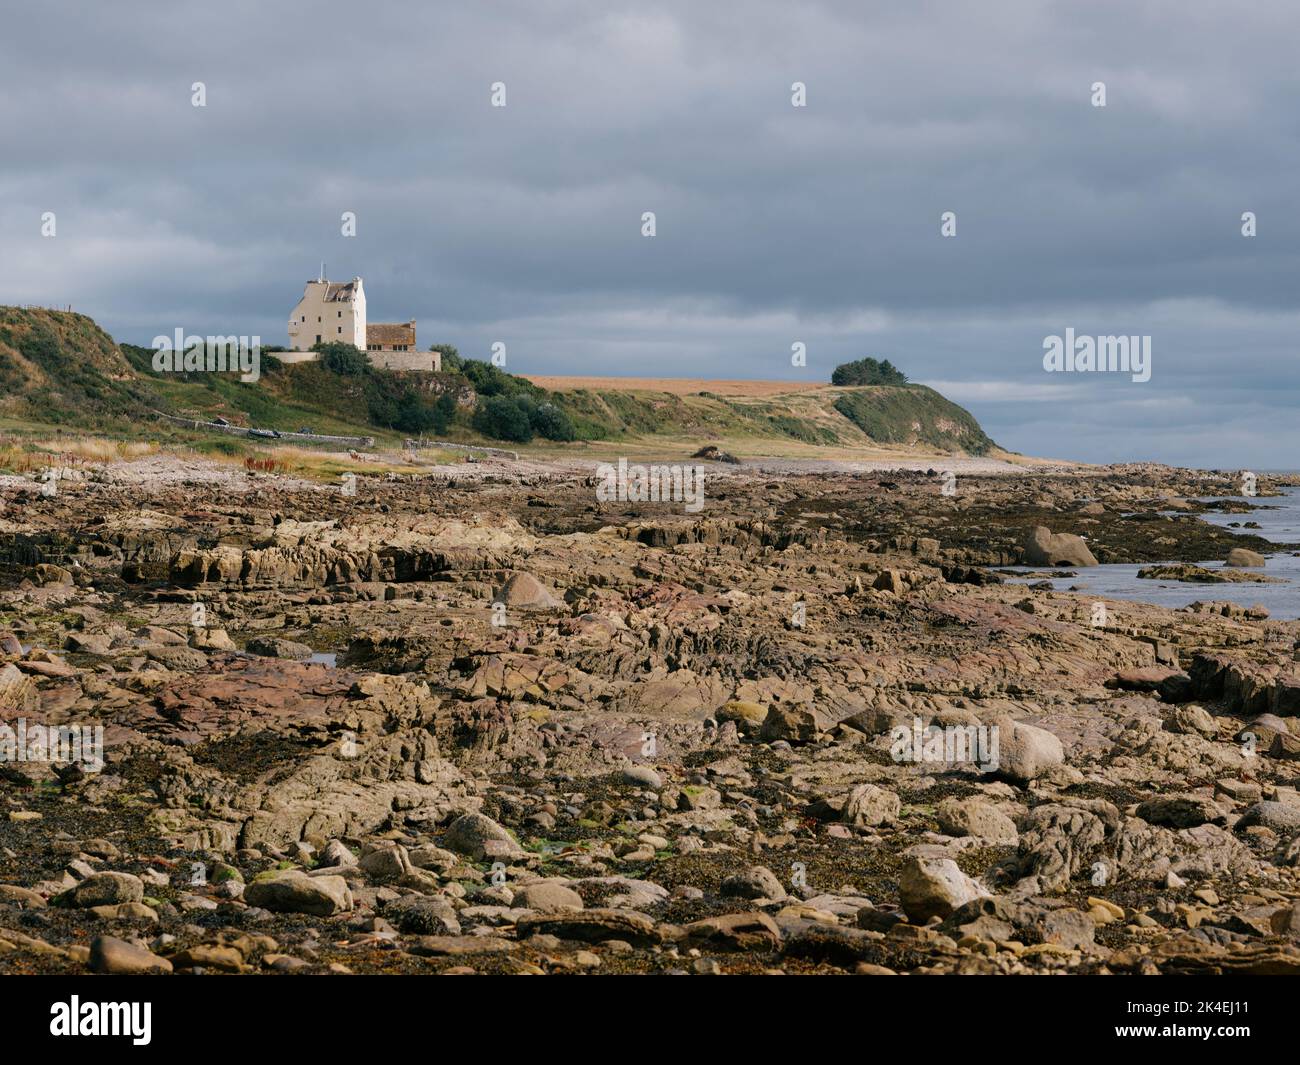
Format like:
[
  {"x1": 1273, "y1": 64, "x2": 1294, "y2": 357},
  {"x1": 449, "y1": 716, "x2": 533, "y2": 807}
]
[{"x1": 2, "y1": 455, "x2": 1300, "y2": 975}]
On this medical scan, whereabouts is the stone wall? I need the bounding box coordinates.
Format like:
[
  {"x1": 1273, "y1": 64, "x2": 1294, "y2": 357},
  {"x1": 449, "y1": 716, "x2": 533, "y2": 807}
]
[{"x1": 368, "y1": 350, "x2": 439, "y2": 372}]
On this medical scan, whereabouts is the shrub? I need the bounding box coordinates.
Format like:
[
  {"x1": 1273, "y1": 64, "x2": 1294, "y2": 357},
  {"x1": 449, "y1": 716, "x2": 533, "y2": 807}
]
[
  {"x1": 472, "y1": 394, "x2": 534, "y2": 442},
  {"x1": 313, "y1": 341, "x2": 370, "y2": 376},
  {"x1": 530, "y1": 402, "x2": 576, "y2": 441}
]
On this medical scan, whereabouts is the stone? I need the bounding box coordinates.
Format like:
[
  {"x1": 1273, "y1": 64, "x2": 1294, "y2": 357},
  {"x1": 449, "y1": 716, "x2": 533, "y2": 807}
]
[
  {"x1": 621, "y1": 765, "x2": 662, "y2": 789},
  {"x1": 71, "y1": 872, "x2": 144, "y2": 908},
  {"x1": 1022, "y1": 527, "x2": 1098, "y2": 567},
  {"x1": 243, "y1": 872, "x2": 353, "y2": 916},
  {"x1": 988, "y1": 717, "x2": 1065, "y2": 784},
  {"x1": 89, "y1": 936, "x2": 173, "y2": 975},
  {"x1": 936, "y1": 797, "x2": 1018, "y2": 844},
  {"x1": 898, "y1": 856, "x2": 989, "y2": 923},
  {"x1": 720, "y1": 866, "x2": 788, "y2": 902},
  {"x1": 494, "y1": 572, "x2": 561, "y2": 609},
  {"x1": 443, "y1": 811, "x2": 524, "y2": 860},
  {"x1": 515, "y1": 881, "x2": 585, "y2": 913},
  {"x1": 842, "y1": 784, "x2": 901, "y2": 829},
  {"x1": 245, "y1": 636, "x2": 314, "y2": 660}
]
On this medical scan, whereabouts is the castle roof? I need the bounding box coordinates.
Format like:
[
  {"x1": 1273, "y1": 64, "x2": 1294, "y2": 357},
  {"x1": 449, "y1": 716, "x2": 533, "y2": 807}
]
[
  {"x1": 367, "y1": 321, "x2": 416, "y2": 346},
  {"x1": 321, "y1": 280, "x2": 361, "y2": 302}
]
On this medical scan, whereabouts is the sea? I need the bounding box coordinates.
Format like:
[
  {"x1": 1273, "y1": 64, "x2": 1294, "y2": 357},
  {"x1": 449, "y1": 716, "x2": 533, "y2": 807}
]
[{"x1": 1005, "y1": 484, "x2": 1300, "y2": 620}]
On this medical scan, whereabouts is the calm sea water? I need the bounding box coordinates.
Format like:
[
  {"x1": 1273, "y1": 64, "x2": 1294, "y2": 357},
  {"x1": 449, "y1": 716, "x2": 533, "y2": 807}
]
[{"x1": 1006, "y1": 485, "x2": 1300, "y2": 620}]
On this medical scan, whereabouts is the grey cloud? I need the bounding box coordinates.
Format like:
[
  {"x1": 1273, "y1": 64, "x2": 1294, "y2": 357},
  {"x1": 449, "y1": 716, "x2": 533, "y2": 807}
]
[{"x1": 3, "y1": 0, "x2": 1298, "y2": 465}]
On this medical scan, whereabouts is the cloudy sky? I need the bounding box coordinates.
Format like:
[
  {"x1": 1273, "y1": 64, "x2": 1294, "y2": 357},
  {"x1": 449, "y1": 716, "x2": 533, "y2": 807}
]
[{"x1": 4, "y1": 1, "x2": 1298, "y2": 466}]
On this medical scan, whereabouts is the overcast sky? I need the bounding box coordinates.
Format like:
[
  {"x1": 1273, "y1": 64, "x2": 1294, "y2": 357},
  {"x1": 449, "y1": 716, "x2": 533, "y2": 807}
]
[{"x1": 4, "y1": 1, "x2": 1298, "y2": 466}]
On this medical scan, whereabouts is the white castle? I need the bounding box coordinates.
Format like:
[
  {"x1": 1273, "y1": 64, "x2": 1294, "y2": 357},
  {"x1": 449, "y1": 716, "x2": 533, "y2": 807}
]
[{"x1": 284, "y1": 272, "x2": 439, "y2": 371}]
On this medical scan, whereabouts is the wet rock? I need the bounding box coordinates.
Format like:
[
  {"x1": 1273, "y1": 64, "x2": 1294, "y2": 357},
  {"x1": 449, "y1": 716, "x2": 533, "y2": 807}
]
[{"x1": 246, "y1": 636, "x2": 314, "y2": 660}]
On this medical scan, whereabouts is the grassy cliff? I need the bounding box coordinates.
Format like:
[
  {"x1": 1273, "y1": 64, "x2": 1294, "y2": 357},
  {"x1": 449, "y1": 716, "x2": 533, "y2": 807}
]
[
  {"x1": 0, "y1": 307, "x2": 996, "y2": 456},
  {"x1": 545, "y1": 382, "x2": 994, "y2": 455}
]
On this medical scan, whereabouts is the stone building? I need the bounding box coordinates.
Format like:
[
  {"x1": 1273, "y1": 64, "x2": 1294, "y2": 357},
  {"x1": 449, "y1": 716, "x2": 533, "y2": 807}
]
[{"x1": 285, "y1": 274, "x2": 439, "y2": 371}]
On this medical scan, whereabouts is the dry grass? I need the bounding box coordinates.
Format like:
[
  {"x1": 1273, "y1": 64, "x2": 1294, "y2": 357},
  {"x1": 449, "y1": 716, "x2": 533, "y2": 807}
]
[
  {"x1": 0, "y1": 443, "x2": 41, "y2": 474},
  {"x1": 521, "y1": 376, "x2": 828, "y2": 397},
  {"x1": 0, "y1": 436, "x2": 159, "y2": 473},
  {"x1": 33, "y1": 438, "x2": 159, "y2": 462}
]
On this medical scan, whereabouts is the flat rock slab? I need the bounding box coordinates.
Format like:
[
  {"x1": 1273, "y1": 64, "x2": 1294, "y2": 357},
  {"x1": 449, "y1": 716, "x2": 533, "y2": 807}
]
[{"x1": 515, "y1": 908, "x2": 662, "y2": 947}]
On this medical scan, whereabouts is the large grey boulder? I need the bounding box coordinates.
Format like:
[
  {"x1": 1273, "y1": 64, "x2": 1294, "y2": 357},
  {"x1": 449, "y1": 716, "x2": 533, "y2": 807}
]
[{"x1": 1022, "y1": 526, "x2": 1098, "y2": 567}]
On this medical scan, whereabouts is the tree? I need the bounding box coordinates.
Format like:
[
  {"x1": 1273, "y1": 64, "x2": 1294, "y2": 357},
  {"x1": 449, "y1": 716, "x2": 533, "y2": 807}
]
[
  {"x1": 831, "y1": 357, "x2": 908, "y2": 387},
  {"x1": 430, "y1": 344, "x2": 462, "y2": 371}
]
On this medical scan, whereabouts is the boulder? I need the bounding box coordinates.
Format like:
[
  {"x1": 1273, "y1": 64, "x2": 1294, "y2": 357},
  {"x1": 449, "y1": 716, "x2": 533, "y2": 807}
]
[
  {"x1": 721, "y1": 865, "x2": 788, "y2": 902},
  {"x1": 494, "y1": 572, "x2": 561, "y2": 609},
  {"x1": 935, "y1": 797, "x2": 1019, "y2": 844},
  {"x1": 443, "y1": 811, "x2": 524, "y2": 860},
  {"x1": 243, "y1": 871, "x2": 353, "y2": 915},
  {"x1": 842, "y1": 784, "x2": 901, "y2": 829},
  {"x1": 988, "y1": 717, "x2": 1065, "y2": 784},
  {"x1": 1022, "y1": 527, "x2": 1098, "y2": 567},
  {"x1": 89, "y1": 936, "x2": 173, "y2": 975},
  {"x1": 515, "y1": 881, "x2": 585, "y2": 913},
  {"x1": 70, "y1": 872, "x2": 144, "y2": 908},
  {"x1": 898, "y1": 856, "x2": 989, "y2": 923}
]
